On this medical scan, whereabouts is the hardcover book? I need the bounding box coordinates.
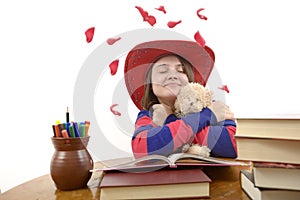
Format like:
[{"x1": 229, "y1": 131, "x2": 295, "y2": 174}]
[
  {"x1": 235, "y1": 136, "x2": 300, "y2": 164},
  {"x1": 236, "y1": 118, "x2": 300, "y2": 140},
  {"x1": 99, "y1": 168, "x2": 211, "y2": 200},
  {"x1": 253, "y1": 162, "x2": 300, "y2": 191},
  {"x1": 240, "y1": 170, "x2": 300, "y2": 200}
]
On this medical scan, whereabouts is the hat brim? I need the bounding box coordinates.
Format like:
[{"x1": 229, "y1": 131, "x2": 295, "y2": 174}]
[{"x1": 124, "y1": 40, "x2": 215, "y2": 110}]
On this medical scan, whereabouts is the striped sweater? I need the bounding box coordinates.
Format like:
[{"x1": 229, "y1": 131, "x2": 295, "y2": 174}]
[{"x1": 132, "y1": 107, "x2": 237, "y2": 158}]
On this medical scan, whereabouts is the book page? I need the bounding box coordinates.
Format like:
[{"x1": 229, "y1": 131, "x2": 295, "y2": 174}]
[
  {"x1": 91, "y1": 155, "x2": 172, "y2": 172},
  {"x1": 168, "y1": 153, "x2": 249, "y2": 166}
]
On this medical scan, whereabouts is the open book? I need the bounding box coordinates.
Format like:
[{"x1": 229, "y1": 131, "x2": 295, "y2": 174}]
[{"x1": 91, "y1": 153, "x2": 249, "y2": 172}]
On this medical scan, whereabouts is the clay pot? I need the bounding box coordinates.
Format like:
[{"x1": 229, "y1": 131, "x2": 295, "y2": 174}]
[{"x1": 50, "y1": 136, "x2": 93, "y2": 191}]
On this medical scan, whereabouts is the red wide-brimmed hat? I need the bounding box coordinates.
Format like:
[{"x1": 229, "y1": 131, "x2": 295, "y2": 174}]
[{"x1": 124, "y1": 40, "x2": 215, "y2": 110}]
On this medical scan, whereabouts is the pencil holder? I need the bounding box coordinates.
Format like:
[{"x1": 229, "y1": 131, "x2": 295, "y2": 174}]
[{"x1": 50, "y1": 136, "x2": 94, "y2": 191}]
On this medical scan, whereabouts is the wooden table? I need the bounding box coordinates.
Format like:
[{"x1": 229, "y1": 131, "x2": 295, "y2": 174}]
[{"x1": 0, "y1": 162, "x2": 251, "y2": 200}]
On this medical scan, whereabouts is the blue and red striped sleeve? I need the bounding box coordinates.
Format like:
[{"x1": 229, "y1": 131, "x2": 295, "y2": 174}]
[
  {"x1": 131, "y1": 108, "x2": 237, "y2": 158},
  {"x1": 193, "y1": 120, "x2": 237, "y2": 158}
]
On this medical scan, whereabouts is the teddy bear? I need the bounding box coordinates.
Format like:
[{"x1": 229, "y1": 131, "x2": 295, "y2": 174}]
[
  {"x1": 174, "y1": 82, "x2": 213, "y2": 118},
  {"x1": 174, "y1": 82, "x2": 213, "y2": 157}
]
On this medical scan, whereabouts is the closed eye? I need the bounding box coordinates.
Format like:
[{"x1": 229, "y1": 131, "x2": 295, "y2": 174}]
[
  {"x1": 155, "y1": 64, "x2": 168, "y2": 73},
  {"x1": 176, "y1": 65, "x2": 185, "y2": 73}
]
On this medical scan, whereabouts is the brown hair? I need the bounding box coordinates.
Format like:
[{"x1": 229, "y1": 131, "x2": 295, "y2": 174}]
[{"x1": 141, "y1": 54, "x2": 195, "y2": 110}]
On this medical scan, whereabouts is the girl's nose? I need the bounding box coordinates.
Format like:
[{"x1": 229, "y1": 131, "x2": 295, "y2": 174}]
[{"x1": 167, "y1": 70, "x2": 179, "y2": 80}]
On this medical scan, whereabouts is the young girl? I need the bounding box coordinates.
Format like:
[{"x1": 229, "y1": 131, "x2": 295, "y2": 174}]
[{"x1": 124, "y1": 40, "x2": 237, "y2": 159}]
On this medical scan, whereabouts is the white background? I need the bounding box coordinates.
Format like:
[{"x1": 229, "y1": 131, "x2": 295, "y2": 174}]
[{"x1": 1, "y1": 0, "x2": 300, "y2": 193}]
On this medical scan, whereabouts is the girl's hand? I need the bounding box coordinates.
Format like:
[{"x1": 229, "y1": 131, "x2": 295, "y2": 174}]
[
  {"x1": 208, "y1": 100, "x2": 235, "y2": 122},
  {"x1": 152, "y1": 104, "x2": 173, "y2": 126}
]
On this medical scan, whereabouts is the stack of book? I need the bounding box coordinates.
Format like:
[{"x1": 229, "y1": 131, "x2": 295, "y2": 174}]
[
  {"x1": 236, "y1": 117, "x2": 300, "y2": 199},
  {"x1": 99, "y1": 168, "x2": 211, "y2": 200},
  {"x1": 94, "y1": 152, "x2": 248, "y2": 199}
]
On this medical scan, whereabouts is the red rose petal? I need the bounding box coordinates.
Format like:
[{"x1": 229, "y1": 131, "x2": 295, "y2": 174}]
[
  {"x1": 146, "y1": 15, "x2": 156, "y2": 26},
  {"x1": 197, "y1": 8, "x2": 208, "y2": 20},
  {"x1": 194, "y1": 31, "x2": 206, "y2": 47},
  {"x1": 109, "y1": 59, "x2": 119, "y2": 76},
  {"x1": 167, "y1": 20, "x2": 182, "y2": 28},
  {"x1": 155, "y1": 6, "x2": 166, "y2": 14},
  {"x1": 219, "y1": 85, "x2": 230, "y2": 93},
  {"x1": 85, "y1": 27, "x2": 95, "y2": 43},
  {"x1": 106, "y1": 37, "x2": 121, "y2": 45},
  {"x1": 135, "y1": 6, "x2": 156, "y2": 26},
  {"x1": 110, "y1": 104, "x2": 122, "y2": 116},
  {"x1": 135, "y1": 6, "x2": 149, "y2": 21}
]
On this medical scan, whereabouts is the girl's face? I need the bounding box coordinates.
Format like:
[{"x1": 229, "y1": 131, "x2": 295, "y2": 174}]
[{"x1": 151, "y1": 55, "x2": 189, "y2": 106}]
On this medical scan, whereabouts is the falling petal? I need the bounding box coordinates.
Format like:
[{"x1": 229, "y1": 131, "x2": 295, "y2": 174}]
[
  {"x1": 146, "y1": 15, "x2": 156, "y2": 26},
  {"x1": 196, "y1": 8, "x2": 208, "y2": 20},
  {"x1": 167, "y1": 20, "x2": 182, "y2": 28},
  {"x1": 135, "y1": 6, "x2": 149, "y2": 21},
  {"x1": 109, "y1": 59, "x2": 119, "y2": 76},
  {"x1": 110, "y1": 104, "x2": 122, "y2": 116},
  {"x1": 135, "y1": 6, "x2": 156, "y2": 26},
  {"x1": 219, "y1": 85, "x2": 230, "y2": 93},
  {"x1": 155, "y1": 6, "x2": 166, "y2": 14},
  {"x1": 194, "y1": 31, "x2": 206, "y2": 47},
  {"x1": 85, "y1": 27, "x2": 95, "y2": 43},
  {"x1": 106, "y1": 37, "x2": 121, "y2": 45}
]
